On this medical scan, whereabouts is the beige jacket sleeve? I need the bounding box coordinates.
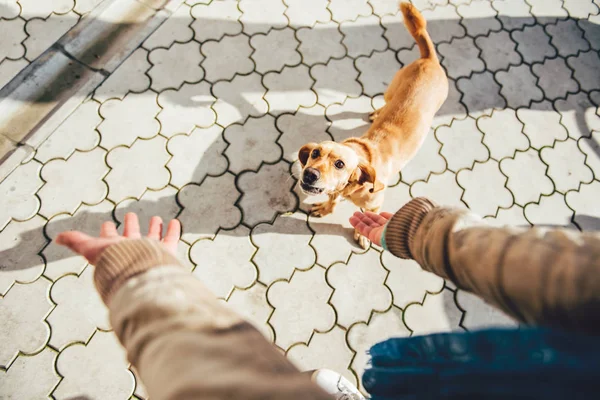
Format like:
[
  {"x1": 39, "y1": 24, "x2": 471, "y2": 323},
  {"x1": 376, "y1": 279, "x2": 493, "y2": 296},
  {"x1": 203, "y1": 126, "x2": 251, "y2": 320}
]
[
  {"x1": 383, "y1": 197, "x2": 600, "y2": 336},
  {"x1": 93, "y1": 239, "x2": 332, "y2": 400}
]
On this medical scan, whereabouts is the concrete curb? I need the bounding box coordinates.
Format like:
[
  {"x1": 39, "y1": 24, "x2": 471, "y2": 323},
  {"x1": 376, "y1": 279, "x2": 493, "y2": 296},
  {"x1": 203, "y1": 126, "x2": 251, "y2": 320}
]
[{"x1": 0, "y1": 0, "x2": 185, "y2": 183}]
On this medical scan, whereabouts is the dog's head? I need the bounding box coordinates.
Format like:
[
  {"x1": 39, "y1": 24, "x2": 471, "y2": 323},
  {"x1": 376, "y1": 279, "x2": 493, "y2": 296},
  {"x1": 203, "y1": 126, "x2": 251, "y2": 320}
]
[{"x1": 297, "y1": 141, "x2": 385, "y2": 195}]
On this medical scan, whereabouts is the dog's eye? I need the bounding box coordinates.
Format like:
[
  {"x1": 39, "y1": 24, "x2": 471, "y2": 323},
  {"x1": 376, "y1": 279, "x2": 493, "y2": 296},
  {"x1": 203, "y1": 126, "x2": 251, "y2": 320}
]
[
  {"x1": 311, "y1": 149, "x2": 320, "y2": 158},
  {"x1": 334, "y1": 160, "x2": 345, "y2": 169}
]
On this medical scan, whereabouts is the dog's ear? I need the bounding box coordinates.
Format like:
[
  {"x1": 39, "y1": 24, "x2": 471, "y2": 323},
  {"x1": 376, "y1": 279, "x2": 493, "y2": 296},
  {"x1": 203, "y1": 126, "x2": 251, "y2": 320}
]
[
  {"x1": 354, "y1": 162, "x2": 385, "y2": 193},
  {"x1": 298, "y1": 143, "x2": 317, "y2": 167}
]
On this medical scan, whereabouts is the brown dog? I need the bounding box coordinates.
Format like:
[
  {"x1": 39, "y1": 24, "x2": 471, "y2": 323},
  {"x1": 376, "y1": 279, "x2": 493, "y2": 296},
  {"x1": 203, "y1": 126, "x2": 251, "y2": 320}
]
[{"x1": 297, "y1": 2, "x2": 448, "y2": 249}]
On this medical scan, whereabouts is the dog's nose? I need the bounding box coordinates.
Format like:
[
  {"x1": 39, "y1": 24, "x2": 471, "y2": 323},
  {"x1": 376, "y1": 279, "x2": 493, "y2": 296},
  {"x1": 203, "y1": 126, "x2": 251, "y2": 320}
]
[{"x1": 303, "y1": 167, "x2": 320, "y2": 184}]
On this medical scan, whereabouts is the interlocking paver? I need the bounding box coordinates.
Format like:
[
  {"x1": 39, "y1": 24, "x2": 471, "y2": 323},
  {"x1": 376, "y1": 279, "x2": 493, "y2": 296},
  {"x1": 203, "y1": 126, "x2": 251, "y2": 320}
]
[
  {"x1": 312, "y1": 57, "x2": 362, "y2": 106},
  {"x1": 437, "y1": 117, "x2": 490, "y2": 171},
  {"x1": 191, "y1": 226, "x2": 256, "y2": 298},
  {"x1": 250, "y1": 28, "x2": 300, "y2": 74},
  {"x1": 457, "y1": 70, "x2": 506, "y2": 116},
  {"x1": 477, "y1": 109, "x2": 529, "y2": 159},
  {"x1": 212, "y1": 73, "x2": 268, "y2": 127},
  {"x1": 238, "y1": 161, "x2": 297, "y2": 226},
  {"x1": 0, "y1": 278, "x2": 52, "y2": 367},
  {"x1": 297, "y1": 21, "x2": 346, "y2": 66},
  {"x1": 475, "y1": 30, "x2": 522, "y2": 72},
  {"x1": 496, "y1": 64, "x2": 543, "y2": 109},
  {"x1": 356, "y1": 50, "x2": 401, "y2": 96},
  {"x1": 0, "y1": 160, "x2": 42, "y2": 230},
  {"x1": 105, "y1": 136, "x2": 170, "y2": 203},
  {"x1": 347, "y1": 308, "x2": 410, "y2": 392},
  {"x1": 98, "y1": 92, "x2": 160, "y2": 148},
  {"x1": 47, "y1": 266, "x2": 109, "y2": 350},
  {"x1": 3, "y1": 0, "x2": 600, "y2": 396},
  {"x1": 252, "y1": 212, "x2": 315, "y2": 284},
  {"x1": 457, "y1": 160, "x2": 513, "y2": 217},
  {"x1": 287, "y1": 326, "x2": 356, "y2": 385},
  {"x1": 546, "y1": 19, "x2": 590, "y2": 58},
  {"x1": 456, "y1": 290, "x2": 517, "y2": 330},
  {"x1": 381, "y1": 251, "x2": 444, "y2": 309},
  {"x1": 202, "y1": 35, "x2": 254, "y2": 82},
  {"x1": 148, "y1": 41, "x2": 204, "y2": 92},
  {"x1": 224, "y1": 115, "x2": 282, "y2": 173},
  {"x1": 457, "y1": 0, "x2": 501, "y2": 37},
  {"x1": 340, "y1": 15, "x2": 387, "y2": 58},
  {"x1": 157, "y1": 81, "x2": 216, "y2": 137},
  {"x1": 500, "y1": 148, "x2": 554, "y2": 206},
  {"x1": 268, "y1": 266, "x2": 335, "y2": 350},
  {"x1": 532, "y1": 57, "x2": 580, "y2": 100},
  {"x1": 54, "y1": 331, "x2": 134, "y2": 399}
]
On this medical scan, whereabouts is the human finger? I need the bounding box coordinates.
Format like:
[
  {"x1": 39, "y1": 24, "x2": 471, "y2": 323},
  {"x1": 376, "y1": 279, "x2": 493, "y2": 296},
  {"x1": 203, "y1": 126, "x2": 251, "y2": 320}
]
[
  {"x1": 123, "y1": 213, "x2": 141, "y2": 239},
  {"x1": 100, "y1": 221, "x2": 118, "y2": 238},
  {"x1": 147, "y1": 216, "x2": 163, "y2": 241}
]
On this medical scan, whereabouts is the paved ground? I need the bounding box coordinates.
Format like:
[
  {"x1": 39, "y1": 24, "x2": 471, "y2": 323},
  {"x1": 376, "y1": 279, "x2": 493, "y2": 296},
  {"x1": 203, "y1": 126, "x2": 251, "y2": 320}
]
[{"x1": 1, "y1": 0, "x2": 600, "y2": 398}]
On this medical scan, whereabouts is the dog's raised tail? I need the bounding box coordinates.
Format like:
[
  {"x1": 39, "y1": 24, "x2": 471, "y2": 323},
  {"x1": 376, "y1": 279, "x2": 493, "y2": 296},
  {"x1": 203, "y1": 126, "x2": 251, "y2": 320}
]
[{"x1": 399, "y1": 2, "x2": 436, "y2": 60}]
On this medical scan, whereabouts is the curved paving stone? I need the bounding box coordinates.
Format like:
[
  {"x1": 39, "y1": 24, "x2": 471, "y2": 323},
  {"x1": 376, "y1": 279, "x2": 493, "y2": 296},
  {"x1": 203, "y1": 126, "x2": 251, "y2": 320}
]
[
  {"x1": 517, "y1": 100, "x2": 568, "y2": 149},
  {"x1": 381, "y1": 13, "x2": 415, "y2": 51},
  {"x1": 404, "y1": 289, "x2": 463, "y2": 335},
  {"x1": 437, "y1": 117, "x2": 490, "y2": 171},
  {"x1": 166, "y1": 125, "x2": 228, "y2": 188},
  {"x1": 312, "y1": 57, "x2": 362, "y2": 106},
  {"x1": 0, "y1": 0, "x2": 20, "y2": 18},
  {"x1": 411, "y1": 170, "x2": 466, "y2": 208},
  {"x1": 93, "y1": 48, "x2": 151, "y2": 103},
  {"x1": 356, "y1": 49, "x2": 401, "y2": 96},
  {"x1": 580, "y1": 14, "x2": 600, "y2": 51},
  {"x1": 267, "y1": 266, "x2": 335, "y2": 350},
  {"x1": 438, "y1": 36, "x2": 485, "y2": 79},
  {"x1": 157, "y1": 81, "x2": 216, "y2": 138},
  {"x1": 477, "y1": 109, "x2": 529, "y2": 160},
  {"x1": 19, "y1": 0, "x2": 73, "y2": 18},
  {"x1": 496, "y1": 64, "x2": 544, "y2": 109},
  {"x1": 212, "y1": 72, "x2": 269, "y2": 127},
  {"x1": 143, "y1": 3, "x2": 194, "y2": 50},
  {"x1": 54, "y1": 331, "x2": 134, "y2": 400},
  {"x1": 563, "y1": 0, "x2": 599, "y2": 19},
  {"x1": 512, "y1": 24, "x2": 556, "y2": 64},
  {"x1": 381, "y1": 251, "x2": 444, "y2": 309},
  {"x1": 491, "y1": 0, "x2": 535, "y2": 31},
  {"x1": 456, "y1": 290, "x2": 517, "y2": 330},
  {"x1": 239, "y1": 0, "x2": 287, "y2": 35},
  {"x1": 457, "y1": 160, "x2": 513, "y2": 217},
  {"x1": 251, "y1": 212, "x2": 315, "y2": 285},
  {"x1": 456, "y1": 71, "x2": 505, "y2": 117},
  {"x1": 541, "y1": 138, "x2": 593, "y2": 193},
  {"x1": 420, "y1": 4, "x2": 466, "y2": 45},
  {"x1": 579, "y1": 131, "x2": 600, "y2": 177},
  {"x1": 347, "y1": 308, "x2": 410, "y2": 393},
  {"x1": 433, "y1": 77, "x2": 467, "y2": 127},
  {"x1": 226, "y1": 283, "x2": 274, "y2": 341},
  {"x1": 276, "y1": 104, "x2": 331, "y2": 162},
  {"x1": 148, "y1": 42, "x2": 204, "y2": 92},
  {"x1": 370, "y1": 0, "x2": 401, "y2": 17},
  {"x1": 190, "y1": 0, "x2": 242, "y2": 42},
  {"x1": 400, "y1": 130, "x2": 447, "y2": 184},
  {"x1": 285, "y1": 0, "x2": 330, "y2": 28},
  {"x1": 328, "y1": 0, "x2": 371, "y2": 22},
  {"x1": 0, "y1": 348, "x2": 59, "y2": 399},
  {"x1": 526, "y1": 0, "x2": 567, "y2": 18},
  {"x1": 297, "y1": 21, "x2": 346, "y2": 66},
  {"x1": 263, "y1": 65, "x2": 317, "y2": 115},
  {"x1": 565, "y1": 180, "x2": 600, "y2": 231},
  {"x1": 0, "y1": 58, "x2": 29, "y2": 89},
  {"x1": 500, "y1": 149, "x2": 554, "y2": 206},
  {"x1": 546, "y1": 18, "x2": 590, "y2": 58},
  {"x1": 554, "y1": 92, "x2": 600, "y2": 140},
  {"x1": 475, "y1": 30, "x2": 522, "y2": 72},
  {"x1": 24, "y1": 11, "x2": 78, "y2": 60},
  {"x1": 191, "y1": 225, "x2": 256, "y2": 298},
  {"x1": 47, "y1": 266, "x2": 109, "y2": 350},
  {"x1": 177, "y1": 173, "x2": 242, "y2": 243},
  {"x1": 105, "y1": 136, "x2": 170, "y2": 203},
  {"x1": 340, "y1": 15, "x2": 387, "y2": 58},
  {"x1": 0, "y1": 160, "x2": 43, "y2": 230},
  {"x1": 0, "y1": 278, "x2": 52, "y2": 368},
  {"x1": 525, "y1": 192, "x2": 576, "y2": 228},
  {"x1": 567, "y1": 51, "x2": 600, "y2": 93},
  {"x1": 201, "y1": 35, "x2": 254, "y2": 82},
  {"x1": 326, "y1": 96, "x2": 373, "y2": 142},
  {"x1": 38, "y1": 148, "x2": 108, "y2": 218},
  {"x1": 457, "y1": 0, "x2": 501, "y2": 37},
  {"x1": 0, "y1": 19, "x2": 26, "y2": 62},
  {"x1": 532, "y1": 57, "x2": 579, "y2": 100},
  {"x1": 484, "y1": 204, "x2": 530, "y2": 227},
  {"x1": 250, "y1": 28, "x2": 301, "y2": 74},
  {"x1": 224, "y1": 115, "x2": 282, "y2": 174},
  {"x1": 98, "y1": 92, "x2": 161, "y2": 148},
  {"x1": 237, "y1": 162, "x2": 297, "y2": 226},
  {"x1": 327, "y1": 249, "x2": 392, "y2": 328}
]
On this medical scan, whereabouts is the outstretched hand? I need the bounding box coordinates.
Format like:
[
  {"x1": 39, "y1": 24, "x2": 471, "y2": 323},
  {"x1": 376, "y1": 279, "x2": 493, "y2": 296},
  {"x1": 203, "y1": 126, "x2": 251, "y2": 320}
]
[
  {"x1": 55, "y1": 213, "x2": 181, "y2": 265},
  {"x1": 349, "y1": 211, "x2": 393, "y2": 246}
]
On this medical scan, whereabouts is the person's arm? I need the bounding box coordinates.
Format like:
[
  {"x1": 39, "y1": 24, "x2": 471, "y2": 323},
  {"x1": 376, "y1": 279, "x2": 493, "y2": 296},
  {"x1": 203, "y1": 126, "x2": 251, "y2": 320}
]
[
  {"x1": 57, "y1": 215, "x2": 331, "y2": 400},
  {"x1": 353, "y1": 198, "x2": 600, "y2": 335}
]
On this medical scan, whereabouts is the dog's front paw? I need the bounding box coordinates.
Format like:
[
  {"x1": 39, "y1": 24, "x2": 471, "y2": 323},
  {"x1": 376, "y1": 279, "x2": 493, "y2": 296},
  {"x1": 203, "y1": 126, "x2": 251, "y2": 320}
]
[
  {"x1": 310, "y1": 202, "x2": 334, "y2": 218},
  {"x1": 354, "y1": 229, "x2": 370, "y2": 250},
  {"x1": 368, "y1": 110, "x2": 378, "y2": 122}
]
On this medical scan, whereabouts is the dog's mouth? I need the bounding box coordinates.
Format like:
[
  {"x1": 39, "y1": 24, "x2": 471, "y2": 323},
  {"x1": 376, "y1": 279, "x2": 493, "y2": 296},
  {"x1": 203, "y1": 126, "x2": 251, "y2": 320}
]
[{"x1": 300, "y1": 182, "x2": 324, "y2": 195}]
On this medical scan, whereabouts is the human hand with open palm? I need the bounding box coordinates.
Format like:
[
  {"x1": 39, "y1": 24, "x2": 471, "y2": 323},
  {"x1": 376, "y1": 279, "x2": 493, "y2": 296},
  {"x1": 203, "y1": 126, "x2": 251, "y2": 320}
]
[
  {"x1": 56, "y1": 213, "x2": 181, "y2": 265},
  {"x1": 349, "y1": 211, "x2": 394, "y2": 246}
]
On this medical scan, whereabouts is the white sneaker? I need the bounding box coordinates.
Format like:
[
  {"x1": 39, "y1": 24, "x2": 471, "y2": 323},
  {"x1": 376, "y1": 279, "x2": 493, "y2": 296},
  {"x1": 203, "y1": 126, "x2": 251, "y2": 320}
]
[{"x1": 311, "y1": 369, "x2": 366, "y2": 400}]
